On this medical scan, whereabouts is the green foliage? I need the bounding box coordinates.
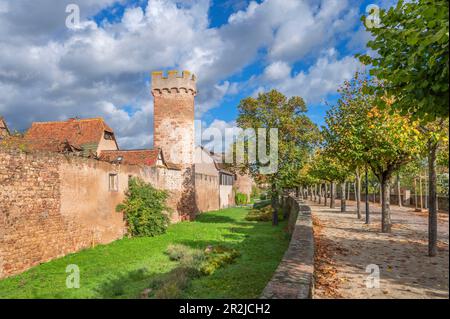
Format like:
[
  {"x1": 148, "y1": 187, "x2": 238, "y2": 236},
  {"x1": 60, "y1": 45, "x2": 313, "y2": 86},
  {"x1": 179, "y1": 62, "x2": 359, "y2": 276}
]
[
  {"x1": 308, "y1": 149, "x2": 351, "y2": 183},
  {"x1": 151, "y1": 267, "x2": 199, "y2": 299},
  {"x1": 323, "y1": 72, "x2": 425, "y2": 182},
  {"x1": 245, "y1": 205, "x2": 282, "y2": 222},
  {"x1": 359, "y1": 0, "x2": 449, "y2": 121},
  {"x1": 149, "y1": 244, "x2": 239, "y2": 298},
  {"x1": 235, "y1": 192, "x2": 248, "y2": 205},
  {"x1": 116, "y1": 177, "x2": 171, "y2": 237},
  {"x1": 252, "y1": 199, "x2": 271, "y2": 210},
  {"x1": 199, "y1": 246, "x2": 240, "y2": 276},
  {"x1": 235, "y1": 89, "x2": 320, "y2": 193}
]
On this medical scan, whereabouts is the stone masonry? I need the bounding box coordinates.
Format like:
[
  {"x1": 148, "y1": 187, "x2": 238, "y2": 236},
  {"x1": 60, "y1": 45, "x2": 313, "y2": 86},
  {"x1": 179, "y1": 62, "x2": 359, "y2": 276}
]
[{"x1": 152, "y1": 70, "x2": 198, "y2": 219}]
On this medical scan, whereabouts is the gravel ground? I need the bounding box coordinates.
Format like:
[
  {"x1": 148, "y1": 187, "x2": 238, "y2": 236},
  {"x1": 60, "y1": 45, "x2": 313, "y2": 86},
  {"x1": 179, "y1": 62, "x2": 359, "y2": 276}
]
[{"x1": 311, "y1": 199, "x2": 449, "y2": 299}]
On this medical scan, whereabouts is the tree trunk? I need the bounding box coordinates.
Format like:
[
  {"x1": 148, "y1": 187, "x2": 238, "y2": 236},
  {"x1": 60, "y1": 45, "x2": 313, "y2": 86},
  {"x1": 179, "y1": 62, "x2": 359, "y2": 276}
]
[
  {"x1": 379, "y1": 184, "x2": 382, "y2": 205},
  {"x1": 313, "y1": 185, "x2": 317, "y2": 202},
  {"x1": 414, "y1": 178, "x2": 418, "y2": 210},
  {"x1": 282, "y1": 196, "x2": 289, "y2": 220},
  {"x1": 340, "y1": 182, "x2": 346, "y2": 212},
  {"x1": 330, "y1": 181, "x2": 335, "y2": 209},
  {"x1": 428, "y1": 141, "x2": 438, "y2": 257},
  {"x1": 271, "y1": 184, "x2": 278, "y2": 226},
  {"x1": 419, "y1": 176, "x2": 423, "y2": 211},
  {"x1": 324, "y1": 183, "x2": 328, "y2": 206},
  {"x1": 365, "y1": 165, "x2": 370, "y2": 224},
  {"x1": 372, "y1": 185, "x2": 376, "y2": 203},
  {"x1": 356, "y1": 172, "x2": 361, "y2": 219},
  {"x1": 295, "y1": 187, "x2": 299, "y2": 198},
  {"x1": 397, "y1": 173, "x2": 402, "y2": 207},
  {"x1": 425, "y1": 173, "x2": 428, "y2": 210},
  {"x1": 347, "y1": 182, "x2": 351, "y2": 200},
  {"x1": 381, "y1": 175, "x2": 392, "y2": 233},
  {"x1": 318, "y1": 184, "x2": 322, "y2": 204}
]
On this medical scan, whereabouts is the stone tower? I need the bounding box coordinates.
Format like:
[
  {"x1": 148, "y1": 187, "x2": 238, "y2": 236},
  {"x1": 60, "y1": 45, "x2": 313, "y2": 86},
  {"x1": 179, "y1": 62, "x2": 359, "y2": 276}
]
[
  {"x1": 151, "y1": 70, "x2": 197, "y2": 219},
  {"x1": 151, "y1": 70, "x2": 196, "y2": 164}
]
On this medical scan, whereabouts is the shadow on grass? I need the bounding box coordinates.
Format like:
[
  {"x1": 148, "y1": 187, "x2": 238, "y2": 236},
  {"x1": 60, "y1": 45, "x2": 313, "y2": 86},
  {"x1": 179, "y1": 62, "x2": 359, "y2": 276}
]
[
  {"x1": 194, "y1": 214, "x2": 238, "y2": 224},
  {"x1": 94, "y1": 268, "x2": 153, "y2": 298},
  {"x1": 93, "y1": 208, "x2": 289, "y2": 299}
]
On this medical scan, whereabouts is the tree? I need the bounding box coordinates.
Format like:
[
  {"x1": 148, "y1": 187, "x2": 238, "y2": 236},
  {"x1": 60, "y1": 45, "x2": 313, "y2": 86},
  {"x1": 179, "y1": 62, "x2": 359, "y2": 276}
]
[
  {"x1": 324, "y1": 74, "x2": 424, "y2": 232},
  {"x1": 323, "y1": 73, "x2": 374, "y2": 219},
  {"x1": 359, "y1": 0, "x2": 449, "y2": 120},
  {"x1": 419, "y1": 120, "x2": 449, "y2": 255},
  {"x1": 309, "y1": 149, "x2": 350, "y2": 210},
  {"x1": 235, "y1": 90, "x2": 319, "y2": 225},
  {"x1": 360, "y1": 0, "x2": 449, "y2": 253}
]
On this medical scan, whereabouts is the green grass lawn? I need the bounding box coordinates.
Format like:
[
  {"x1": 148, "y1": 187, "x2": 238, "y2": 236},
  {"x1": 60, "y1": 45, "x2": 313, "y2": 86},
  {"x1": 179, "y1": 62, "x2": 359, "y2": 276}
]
[{"x1": 0, "y1": 207, "x2": 289, "y2": 299}]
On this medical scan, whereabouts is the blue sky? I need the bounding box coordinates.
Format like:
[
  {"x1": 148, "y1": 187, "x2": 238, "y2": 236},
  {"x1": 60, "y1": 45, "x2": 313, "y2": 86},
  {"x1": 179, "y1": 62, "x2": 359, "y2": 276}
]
[{"x1": 0, "y1": 0, "x2": 395, "y2": 149}]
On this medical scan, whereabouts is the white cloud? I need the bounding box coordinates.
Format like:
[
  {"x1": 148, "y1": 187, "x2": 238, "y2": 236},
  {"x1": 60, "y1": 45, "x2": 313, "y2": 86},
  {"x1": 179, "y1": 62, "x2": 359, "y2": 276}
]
[
  {"x1": 0, "y1": 0, "x2": 368, "y2": 149},
  {"x1": 254, "y1": 49, "x2": 362, "y2": 103},
  {"x1": 263, "y1": 61, "x2": 291, "y2": 81}
]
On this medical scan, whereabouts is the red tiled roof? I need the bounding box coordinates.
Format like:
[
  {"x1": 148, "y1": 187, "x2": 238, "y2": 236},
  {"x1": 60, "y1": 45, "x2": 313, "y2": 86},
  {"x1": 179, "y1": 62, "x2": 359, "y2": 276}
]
[
  {"x1": 24, "y1": 138, "x2": 83, "y2": 153},
  {"x1": 25, "y1": 118, "x2": 115, "y2": 151},
  {"x1": 99, "y1": 149, "x2": 160, "y2": 166}
]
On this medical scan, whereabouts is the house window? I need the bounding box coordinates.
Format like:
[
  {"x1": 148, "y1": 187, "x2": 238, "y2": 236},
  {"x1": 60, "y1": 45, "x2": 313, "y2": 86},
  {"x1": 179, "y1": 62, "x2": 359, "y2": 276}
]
[
  {"x1": 220, "y1": 173, "x2": 234, "y2": 186},
  {"x1": 104, "y1": 131, "x2": 114, "y2": 140},
  {"x1": 109, "y1": 173, "x2": 118, "y2": 192}
]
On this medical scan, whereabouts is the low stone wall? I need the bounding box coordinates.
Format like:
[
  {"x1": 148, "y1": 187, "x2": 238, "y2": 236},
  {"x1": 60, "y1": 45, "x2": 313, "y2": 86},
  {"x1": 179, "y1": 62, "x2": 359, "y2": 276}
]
[
  {"x1": 339, "y1": 192, "x2": 449, "y2": 212},
  {"x1": 261, "y1": 196, "x2": 314, "y2": 299}
]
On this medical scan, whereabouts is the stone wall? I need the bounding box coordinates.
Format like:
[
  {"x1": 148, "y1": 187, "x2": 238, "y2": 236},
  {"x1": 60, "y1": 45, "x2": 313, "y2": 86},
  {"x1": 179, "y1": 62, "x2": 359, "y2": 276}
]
[
  {"x1": 234, "y1": 173, "x2": 253, "y2": 199},
  {"x1": 261, "y1": 196, "x2": 314, "y2": 299},
  {"x1": 339, "y1": 191, "x2": 449, "y2": 212},
  {"x1": 219, "y1": 185, "x2": 234, "y2": 208},
  {"x1": 0, "y1": 147, "x2": 184, "y2": 278},
  {"x1": 195, "y1": 173, "x2": 219, "y2": 212}
]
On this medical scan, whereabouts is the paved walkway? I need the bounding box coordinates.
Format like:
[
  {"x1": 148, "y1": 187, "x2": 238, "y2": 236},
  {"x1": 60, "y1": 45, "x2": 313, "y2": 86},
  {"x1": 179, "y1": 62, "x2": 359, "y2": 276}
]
[{"x1": 311, "y1": 199, "x2": 449, "y2": 299}]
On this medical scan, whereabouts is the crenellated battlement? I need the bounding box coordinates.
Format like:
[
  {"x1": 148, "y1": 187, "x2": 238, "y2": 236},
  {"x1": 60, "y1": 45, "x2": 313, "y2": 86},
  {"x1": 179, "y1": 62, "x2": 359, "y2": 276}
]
[{"x1": 151, "y1": 70, "x2": 196, "y2": 95}]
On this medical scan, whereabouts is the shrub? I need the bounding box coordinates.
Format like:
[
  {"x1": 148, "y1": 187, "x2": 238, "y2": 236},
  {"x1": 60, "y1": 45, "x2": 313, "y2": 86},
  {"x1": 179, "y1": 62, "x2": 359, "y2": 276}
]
[
  {"x1": 166, "y1": 244, "x2": 191, "y2": 261},
  {"x1": 252, "y1": 199, "x2": 271, "y2": 210},
  {"x1": 165, "y1": 244, "x2": 205, "y2": 269},
  {"x1": 199, "y1": 246, "x2": 240, "y2": 276},
  {"x1": 245, "y1": 205, "x2": 283, "y2": 222},
  {"x1": 235, "y1": 192, "x2": 248, "y2": 206},
  {"x1": 147, "y1": 244, "x2": 240, "y2": 298},
  {"x1": 116, "y1": 177, "x2": 171, "y2": 237},
  {"x1": 152, "y1": 267, "x2": 194, "y2": 299}
]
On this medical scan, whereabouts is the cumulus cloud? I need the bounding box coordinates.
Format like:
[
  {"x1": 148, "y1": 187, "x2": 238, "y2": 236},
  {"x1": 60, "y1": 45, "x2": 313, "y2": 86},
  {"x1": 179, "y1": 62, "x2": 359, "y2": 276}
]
[
  {"x1": 0, "y1": 0, "x2": 369, "y2": 149},
  {"x1": 263, "y1": 61, "x2": 291, "y2": 81}
]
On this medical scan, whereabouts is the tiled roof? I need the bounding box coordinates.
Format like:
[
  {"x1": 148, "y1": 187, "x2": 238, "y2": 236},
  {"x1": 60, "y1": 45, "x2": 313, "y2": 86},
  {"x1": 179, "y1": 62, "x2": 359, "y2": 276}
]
[
  {"x1": 24, "y1": 138, "x2": 83, "y2": 153},
  {"x1": 99, "y1": 149, "x2": 160, "y2": 166},
  {"x1": 25, "y1": 118, "x2": 115, "y2": 151}
]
